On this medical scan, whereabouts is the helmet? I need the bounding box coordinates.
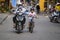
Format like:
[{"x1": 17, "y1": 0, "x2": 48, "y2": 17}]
[
  {"x1": 56, "y1": 3, "x2": 60, "y2": 5},
  {"x1": 57, "y1": 3, "x2": 60, "y2": 4},
  {"x1": 17, "y1": 2, "x2": 22, "y2": 7}
]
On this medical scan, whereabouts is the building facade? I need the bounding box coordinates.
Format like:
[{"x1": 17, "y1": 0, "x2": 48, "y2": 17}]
[
  {"x1": 39, "y1": 0, "x2": 60, "y2": 12},
  {"x1": 0, "y1": 0, "x2": 12, "y2": 13}
]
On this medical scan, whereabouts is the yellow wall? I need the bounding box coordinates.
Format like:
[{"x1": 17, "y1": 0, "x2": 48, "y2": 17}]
[{"x1": 39, "y1": 0, "x2": 45, "y2": 12}]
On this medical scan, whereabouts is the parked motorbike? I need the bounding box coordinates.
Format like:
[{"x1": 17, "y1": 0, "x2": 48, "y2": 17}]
[{"x1": 49, "y1": 11, "x2": 60, "y2": 23}]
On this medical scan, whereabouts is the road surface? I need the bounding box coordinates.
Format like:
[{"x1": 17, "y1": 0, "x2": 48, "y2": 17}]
[{"x1": 0, "y1": 14, "x2": 60, "y2": 40}]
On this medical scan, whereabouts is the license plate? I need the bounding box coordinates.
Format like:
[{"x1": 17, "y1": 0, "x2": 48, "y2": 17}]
[{"x1": 19, "y1": 22, "x2": 21, "y2": 25}]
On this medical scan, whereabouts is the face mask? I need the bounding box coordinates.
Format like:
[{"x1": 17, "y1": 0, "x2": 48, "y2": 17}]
[{"x1": 31, "y1": 12, "x2": 33, "y2": 13}]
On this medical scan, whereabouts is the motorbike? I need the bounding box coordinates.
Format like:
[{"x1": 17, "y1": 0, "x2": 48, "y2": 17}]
[
  {"x1": 49, "y1": 11, "x2": 60, "y2": 23},
  {"x1": 15, "y1": 13, "x2": 25, "y2": 33}
]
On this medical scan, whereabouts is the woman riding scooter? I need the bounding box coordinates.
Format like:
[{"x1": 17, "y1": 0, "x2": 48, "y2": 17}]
[{"x1": 13, "y1": 7, "x2": 26, "y2": 30}]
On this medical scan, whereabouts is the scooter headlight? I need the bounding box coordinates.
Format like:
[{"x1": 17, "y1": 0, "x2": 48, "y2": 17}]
[{"x1": 19, "y1": 13, "x2": 22, "y2": 15}]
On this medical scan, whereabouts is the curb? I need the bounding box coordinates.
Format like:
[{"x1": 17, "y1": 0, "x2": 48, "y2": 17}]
[{"x1": 0, "y1": 13, "x2": 10, "y2": 24}]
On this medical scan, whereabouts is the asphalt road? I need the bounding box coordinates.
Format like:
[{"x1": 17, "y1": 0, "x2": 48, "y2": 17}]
[{"x1": 0, "y1": 14, "x2": 60, "y2": 40}]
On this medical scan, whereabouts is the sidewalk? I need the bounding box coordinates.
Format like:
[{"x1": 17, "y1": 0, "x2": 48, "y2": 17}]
[{"x1": 0, "y1": 13, "x2": 10, "y2": 24}]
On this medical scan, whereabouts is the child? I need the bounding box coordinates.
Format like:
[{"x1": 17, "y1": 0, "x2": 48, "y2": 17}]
[{"x1": 28, "y1": 8, "x2": 37, "y2": 30}]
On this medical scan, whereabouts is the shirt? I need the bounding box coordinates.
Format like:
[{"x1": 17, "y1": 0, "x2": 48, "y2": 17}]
[
  {"x1": 28, "y1": 12, "x2": 36, "y2": 20},
  {"x1": 55, "y1": 5, "x2": 60, "y2": 11}
]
